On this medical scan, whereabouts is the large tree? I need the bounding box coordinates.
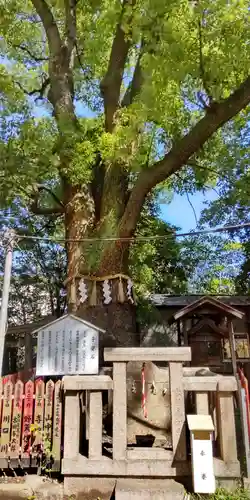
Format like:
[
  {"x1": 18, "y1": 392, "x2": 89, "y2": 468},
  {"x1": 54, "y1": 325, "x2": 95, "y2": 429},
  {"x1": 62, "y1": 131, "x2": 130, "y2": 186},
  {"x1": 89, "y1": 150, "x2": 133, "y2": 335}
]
[{"x1": 1, "y1": 0, "x2": 250, "y2": 345}]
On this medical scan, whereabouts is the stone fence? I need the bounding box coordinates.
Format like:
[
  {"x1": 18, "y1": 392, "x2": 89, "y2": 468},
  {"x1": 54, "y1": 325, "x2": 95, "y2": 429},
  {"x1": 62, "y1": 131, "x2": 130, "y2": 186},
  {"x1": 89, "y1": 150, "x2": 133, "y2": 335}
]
[{"x1": 62, "y1": 347, "x2": 239, "y2": 481}]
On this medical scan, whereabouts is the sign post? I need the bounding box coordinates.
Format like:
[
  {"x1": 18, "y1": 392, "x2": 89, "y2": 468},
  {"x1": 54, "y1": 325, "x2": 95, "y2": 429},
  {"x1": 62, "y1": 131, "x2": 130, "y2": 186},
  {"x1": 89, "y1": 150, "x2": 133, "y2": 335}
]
[
  {"x1": 187, "y1": 414, "x2": 216, "y2": 494},
  {"x1": 0, "y1": 230, "x2": 15, "y2": 375}
]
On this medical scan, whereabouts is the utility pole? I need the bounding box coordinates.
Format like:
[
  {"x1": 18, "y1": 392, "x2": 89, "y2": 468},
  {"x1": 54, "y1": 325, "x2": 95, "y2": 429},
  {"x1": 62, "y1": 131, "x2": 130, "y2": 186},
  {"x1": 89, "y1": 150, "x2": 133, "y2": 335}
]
[{"x1": 0, "y1": 230, "x2": 15, "y2": 375}]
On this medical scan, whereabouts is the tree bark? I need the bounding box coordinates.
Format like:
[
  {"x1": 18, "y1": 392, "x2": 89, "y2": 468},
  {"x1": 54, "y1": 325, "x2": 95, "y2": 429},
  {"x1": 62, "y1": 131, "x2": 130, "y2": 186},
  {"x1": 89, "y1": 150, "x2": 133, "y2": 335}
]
[
  {"x1": 63, "y1": 174, "x2": 139, "y2": 347},
  {"x1": 63, "y1": 181, "x2": 95, "y2": 308}
]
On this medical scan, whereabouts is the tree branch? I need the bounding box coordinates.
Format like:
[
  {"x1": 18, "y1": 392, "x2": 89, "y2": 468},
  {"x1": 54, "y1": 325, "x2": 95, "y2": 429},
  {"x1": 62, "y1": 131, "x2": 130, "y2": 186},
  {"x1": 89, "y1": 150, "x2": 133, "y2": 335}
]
[
  {"x1": 30, "y1": 185, "x2": 65, "y2": 215},
  {"x1": 122, "y1": 44, "x2": 143, "y2": 107},
  {"x1": 30, "y1": 202, "x2": 64, "y2": 216},
  {"x1": 36, "y1": 184, "x2": 65, "y2": 207},
  {"x1": 100, "y1": 0, "x2": 135, "y2": 132},
  {"x1": 13, "y1": 44, "x2": 48, "y2": 62},
  {"x1": 119, "y1": 75, "x2": 250, "y2": 237},
  {"x1": 186, "y1": 192, "x2": 198, "y2": 225},
  {"x1": 198, "y1": 14, "x2": 213, "y2": 107},
  {"x1": 172, "y1": 170, "x2": 198, "y2": 225},
  {"x1": 31, "y1": 0, "x2": 62, "y2": 54},
  {"x1": 64, "y1": 0, "x2": 77, "y2": 56},
  {"x1": 188, "y1": 161, "x2": 230, "y2": 181},
  {"x1": 15, "y1": 77, "x2": 50, "y2": 101}
]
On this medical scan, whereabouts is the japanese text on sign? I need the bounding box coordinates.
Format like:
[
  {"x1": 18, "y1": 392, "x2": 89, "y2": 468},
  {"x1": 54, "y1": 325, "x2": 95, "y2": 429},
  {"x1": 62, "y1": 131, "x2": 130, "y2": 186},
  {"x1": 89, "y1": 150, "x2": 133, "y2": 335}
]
[{"x1": 36, "y1": 316, "x2": 99, "y2": 376}]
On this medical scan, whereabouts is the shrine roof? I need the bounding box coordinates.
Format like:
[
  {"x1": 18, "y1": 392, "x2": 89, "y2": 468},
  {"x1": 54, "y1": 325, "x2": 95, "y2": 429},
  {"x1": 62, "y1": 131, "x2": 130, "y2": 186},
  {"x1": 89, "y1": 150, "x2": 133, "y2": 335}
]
[
  {"x1": 151, "y1": 294, "x2": 250, "y2": 308},
  {"x1": 172, "y1": 296, "x2": 244, "y2": 321}
]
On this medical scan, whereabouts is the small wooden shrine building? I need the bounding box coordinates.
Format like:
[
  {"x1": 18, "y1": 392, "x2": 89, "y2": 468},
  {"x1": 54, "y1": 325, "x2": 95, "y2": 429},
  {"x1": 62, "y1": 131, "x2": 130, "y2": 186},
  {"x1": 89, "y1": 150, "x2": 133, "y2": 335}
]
[
  {"x1": 150, "y1": 294, "x2": 250, "y2": 377},
  {"x1": 172, "y1": 296, "x2": 245, "y2": 371}
]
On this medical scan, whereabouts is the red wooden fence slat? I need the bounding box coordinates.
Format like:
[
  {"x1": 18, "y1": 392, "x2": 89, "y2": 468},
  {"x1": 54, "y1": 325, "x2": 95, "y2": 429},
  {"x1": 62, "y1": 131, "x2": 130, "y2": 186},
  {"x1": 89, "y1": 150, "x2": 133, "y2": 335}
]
[
  {"x1": 0, "y1": 372, "x2": 63, "y2": 471},
  {"x1": 0, "y1": 378, "x2": 3, "y2": 441},
  {"x1": 10, "y1": 380, "x2": 24, "y2": 458},
  {"x1": 21, "y1": 380, "x2": 34, "y2": 457},
  {"x1": 44, "y1": 380, "x2": 54, "y2": 452},
  {"x1": 0, "y1": 381, "x2": 13, "y2": 456},
  {"x1": 33, "y1": 379, "x2": 45, "y2": 447},
  {"x1": 52, "y1": 380, "x2": 62, "y2": 464}
]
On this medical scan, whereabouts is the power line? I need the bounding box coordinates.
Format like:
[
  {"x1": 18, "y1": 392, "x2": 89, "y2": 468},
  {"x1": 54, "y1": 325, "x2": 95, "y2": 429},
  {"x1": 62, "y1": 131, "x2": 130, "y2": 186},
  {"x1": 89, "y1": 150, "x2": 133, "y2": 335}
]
[{"x1": 0, "y1": 221, "x2": 249, "y2": 244}]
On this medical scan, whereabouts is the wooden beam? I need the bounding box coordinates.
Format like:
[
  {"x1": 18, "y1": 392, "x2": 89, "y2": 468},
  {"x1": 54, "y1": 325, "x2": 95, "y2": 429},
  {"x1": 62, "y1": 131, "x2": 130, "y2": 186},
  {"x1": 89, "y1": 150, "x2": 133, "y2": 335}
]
[
  {"x1": 228, "y1": 319, "x2": 237, "y2": 377},
  {"x1": 183, "y1": 319, "x2": 188, "y2": 347}
]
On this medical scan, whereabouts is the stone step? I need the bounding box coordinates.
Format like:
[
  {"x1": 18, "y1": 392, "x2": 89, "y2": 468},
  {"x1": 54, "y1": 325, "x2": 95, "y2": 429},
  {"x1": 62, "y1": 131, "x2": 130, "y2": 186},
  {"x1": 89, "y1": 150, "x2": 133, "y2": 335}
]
[{"x1": 115, "y1": 479, "x2": 186, "y2": 499}]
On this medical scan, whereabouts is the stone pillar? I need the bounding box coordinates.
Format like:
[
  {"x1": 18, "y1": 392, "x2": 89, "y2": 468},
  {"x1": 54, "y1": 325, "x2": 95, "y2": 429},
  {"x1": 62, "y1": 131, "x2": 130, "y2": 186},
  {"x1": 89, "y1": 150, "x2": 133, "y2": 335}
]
[
  {"x1": 217, "y1": 391, "x2": 237, "y2": 462},
  {"x1": 113, "y1": 362, "x2": 127, "y2": 460},
  {"x1": 169, "y1": 362, "x2": 186, "y2": 461},
  {"x1": 195, "y1": 392, "x2": 209, "y2": 414},
  {"x1": 64, "y1": 391, "x2": 80, "y2": 459},
  {"x1": 89, "y1": 391, "x2": 102, "y2": 459}
]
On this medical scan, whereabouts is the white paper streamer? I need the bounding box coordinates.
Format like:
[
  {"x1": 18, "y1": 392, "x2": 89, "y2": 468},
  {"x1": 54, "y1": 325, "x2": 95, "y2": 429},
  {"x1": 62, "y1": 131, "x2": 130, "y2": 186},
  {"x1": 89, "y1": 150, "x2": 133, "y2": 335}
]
[
  {"x1": 78, "y1": 278, "x2": 88, "y2": 303},
  {"x1": 103, "y1": 280, "x2": 112, "y2": 304}
]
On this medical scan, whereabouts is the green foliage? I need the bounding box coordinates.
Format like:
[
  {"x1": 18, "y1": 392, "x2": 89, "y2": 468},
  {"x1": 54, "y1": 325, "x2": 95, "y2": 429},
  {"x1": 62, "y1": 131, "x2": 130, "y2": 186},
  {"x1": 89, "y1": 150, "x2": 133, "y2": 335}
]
[
  {"x1": 130, "y1": 197, "x2": 188, "y2": 296},
  {"x1": 181, "y1": 234, "x2": 244, "y2": 295},
  {"x1": 198, "y1": 118, "x2": 250, "y2": 295},
  {"x1": 190, "y1": 487, "x2": 250, "y2": 499},
  {"x1": 0, "y1": 203, "x2": 66, "y2": 328},
  {"x1": 0, "y1": 0, "x2": 250, "y2": 192}
]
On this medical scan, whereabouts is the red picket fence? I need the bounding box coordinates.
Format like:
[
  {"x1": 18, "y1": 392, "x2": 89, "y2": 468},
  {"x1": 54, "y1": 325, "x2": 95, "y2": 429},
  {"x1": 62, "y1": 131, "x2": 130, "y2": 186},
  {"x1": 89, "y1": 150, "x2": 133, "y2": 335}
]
[
  {"x1": 238, "y1": 367, "x2": 250, "y2": 443},
  {"x1": 0, "y1": 375, "x2": 62, "y2": 470}
]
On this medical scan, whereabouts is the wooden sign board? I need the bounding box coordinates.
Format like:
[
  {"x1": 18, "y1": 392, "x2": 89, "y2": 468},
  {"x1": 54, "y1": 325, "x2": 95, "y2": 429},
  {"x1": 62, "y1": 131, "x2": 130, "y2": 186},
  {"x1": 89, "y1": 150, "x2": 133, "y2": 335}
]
[
  {"x1": 44, "y1": 380, "x2": 54, "y2": 449},
  {"x1": 36, "y1": 314, "x2": 100, "y2": 376},
  {"x1": 22, "y1": 380, "x2": 34, "y2": 456},
  {"x1": 0, "y1": 381, "x2": 13, "y2": 456},
  {"x1": 10, "y1": 380, "x2": 23, "y2": 458},
  {"x1": 187, "y1": 414, "x2": 216, "y2": 494},
  {"x1": 52, "y1": 380, "x2": 62, "y2": 464},
  {"x1": 34, "y1": 379, "x2": 45, "y2": 445}
]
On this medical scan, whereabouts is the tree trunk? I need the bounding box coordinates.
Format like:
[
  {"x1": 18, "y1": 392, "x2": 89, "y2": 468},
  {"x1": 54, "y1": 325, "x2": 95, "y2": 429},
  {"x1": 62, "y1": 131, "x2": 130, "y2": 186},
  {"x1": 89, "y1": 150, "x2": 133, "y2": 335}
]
[{"x1": 63, "y1": 179, "x2": 139, "y2": 351}]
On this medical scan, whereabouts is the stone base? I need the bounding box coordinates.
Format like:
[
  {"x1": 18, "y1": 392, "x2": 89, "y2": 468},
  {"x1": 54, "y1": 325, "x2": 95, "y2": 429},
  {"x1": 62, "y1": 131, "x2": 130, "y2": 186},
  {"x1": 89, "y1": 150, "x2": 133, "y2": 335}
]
[
  {"x1": 0, "y1": 474, "x2": 244, "y2": 499},
  {"x1": 64, "y1": 477, "x2": 116, "y2": 499},
  {"x1": 115, "y1": 479, "x2": 186, "y2": 499},
  {"x1": 0, "y1": 476, "x2": 64, "y2": 499}
]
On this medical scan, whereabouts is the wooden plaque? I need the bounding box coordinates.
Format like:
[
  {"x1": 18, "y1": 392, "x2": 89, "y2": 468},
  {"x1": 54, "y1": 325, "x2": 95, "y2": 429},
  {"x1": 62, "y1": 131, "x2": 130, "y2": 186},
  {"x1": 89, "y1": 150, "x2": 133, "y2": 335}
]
[
  {"x1": 52, "y1": 380, "x2": 62, "y2": 464},
  {"x1": 34, "y1": 379, "x2": 45, "y2": 445},
  {"x1": 0, "y1": 381, "x2": 13, "y2": 456},
  {"x1": 44, "y1": 380, "x2": 54, "y2": 450},
  {"x1": 0, "y1": 378, "x2": 3, "y2": 440},
  {"x1": 10, "y1": 380, "x2": 24, "y2": 458},
  {"x1": 22, "y1": 380, "x2": 34, "y2": 457}
]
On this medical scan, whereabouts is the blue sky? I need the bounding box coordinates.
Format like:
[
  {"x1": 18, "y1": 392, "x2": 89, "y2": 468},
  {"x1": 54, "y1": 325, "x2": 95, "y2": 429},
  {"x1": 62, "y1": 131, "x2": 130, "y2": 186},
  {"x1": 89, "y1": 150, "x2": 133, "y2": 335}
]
[{"x1": 162, "y1": 190, "x2": 218, "y2": 232}]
